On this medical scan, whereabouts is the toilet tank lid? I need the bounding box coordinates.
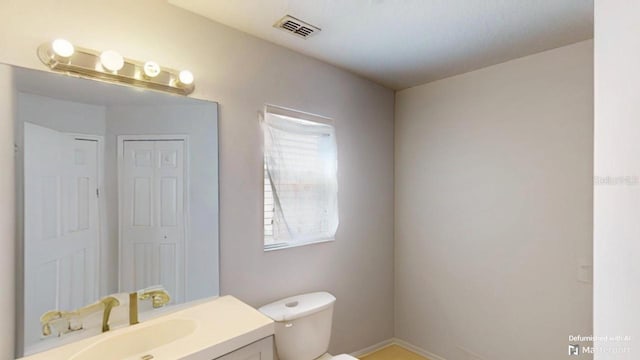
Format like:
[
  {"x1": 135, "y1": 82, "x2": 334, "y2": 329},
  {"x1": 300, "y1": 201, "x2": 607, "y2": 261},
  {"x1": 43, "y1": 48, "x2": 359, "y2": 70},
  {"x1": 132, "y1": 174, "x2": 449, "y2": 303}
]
[{"x1": 258, "y1": 292, "x2": 336, "y2": 322}]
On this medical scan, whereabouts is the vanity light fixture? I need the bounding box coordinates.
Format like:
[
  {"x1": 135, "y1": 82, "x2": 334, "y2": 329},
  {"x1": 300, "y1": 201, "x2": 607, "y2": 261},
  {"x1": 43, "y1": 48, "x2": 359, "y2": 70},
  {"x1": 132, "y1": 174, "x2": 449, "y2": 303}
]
[
  {"x1": 178, "y1": 70, "x2": 194, "y2": 85},
  {"x1": 37, "y1": 39, "x2": 195, "y2": 95},
  {"x1": 51, "y1": 39, "x2": 75, "y2": 59},
  {"x1": 143, "y1": 61, "x2": 161, "y2": 78},
  {"x1": 100, "y1": 50, "x2": 125, "y2": 72}
]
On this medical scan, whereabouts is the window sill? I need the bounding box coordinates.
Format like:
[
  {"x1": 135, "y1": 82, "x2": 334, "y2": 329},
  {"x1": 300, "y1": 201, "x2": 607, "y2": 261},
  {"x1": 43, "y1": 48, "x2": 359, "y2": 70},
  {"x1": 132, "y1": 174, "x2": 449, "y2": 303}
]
[{"x1": 264, "y1": 238, "x2": 335, "y2": 252}]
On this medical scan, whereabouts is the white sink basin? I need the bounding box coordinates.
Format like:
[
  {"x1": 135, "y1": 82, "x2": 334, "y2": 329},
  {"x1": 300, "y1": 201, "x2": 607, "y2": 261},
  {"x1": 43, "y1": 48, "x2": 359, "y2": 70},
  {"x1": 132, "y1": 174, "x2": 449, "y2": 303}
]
[
  {"x1": 21, "y1": 296, "x2": 275, "y2": 360},
  {"x1": 70, "y1": 318, "x2": 196, "y2": 360}
]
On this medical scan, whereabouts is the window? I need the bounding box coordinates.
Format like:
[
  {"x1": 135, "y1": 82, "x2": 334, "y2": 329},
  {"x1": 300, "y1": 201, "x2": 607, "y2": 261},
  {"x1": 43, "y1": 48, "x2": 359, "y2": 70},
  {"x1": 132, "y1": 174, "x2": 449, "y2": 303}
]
[{"x1": 262, "y1": 105, "x2": 338, "y2": 250}]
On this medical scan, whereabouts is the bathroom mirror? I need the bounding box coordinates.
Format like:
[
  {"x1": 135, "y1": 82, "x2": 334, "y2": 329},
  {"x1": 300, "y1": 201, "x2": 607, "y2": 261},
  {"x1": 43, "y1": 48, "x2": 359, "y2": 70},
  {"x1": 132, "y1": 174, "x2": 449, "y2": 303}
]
[{"x1": 10, "y1": 66, "x2": 219, "y2": 356}]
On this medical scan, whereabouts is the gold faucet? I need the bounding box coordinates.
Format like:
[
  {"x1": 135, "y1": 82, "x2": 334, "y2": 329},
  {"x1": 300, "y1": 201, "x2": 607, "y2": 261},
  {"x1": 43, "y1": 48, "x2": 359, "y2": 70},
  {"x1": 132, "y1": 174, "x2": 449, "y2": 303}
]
[
  {"x1": 100, "y1": 296, "x2": 120, "y2": 332},
  {"x1": 129, "y1": 287, "x2": 171, "y2": 326},
  {"x1": 40, "y1": 295, "x2": 121, "y2": 336}
]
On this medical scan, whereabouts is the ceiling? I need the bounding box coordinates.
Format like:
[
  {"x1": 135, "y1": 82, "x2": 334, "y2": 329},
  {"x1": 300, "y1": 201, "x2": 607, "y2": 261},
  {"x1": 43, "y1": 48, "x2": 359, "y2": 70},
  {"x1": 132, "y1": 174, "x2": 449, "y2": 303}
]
[{"x1": 168, "y1": 0, "x2": 593, "y2": 90}]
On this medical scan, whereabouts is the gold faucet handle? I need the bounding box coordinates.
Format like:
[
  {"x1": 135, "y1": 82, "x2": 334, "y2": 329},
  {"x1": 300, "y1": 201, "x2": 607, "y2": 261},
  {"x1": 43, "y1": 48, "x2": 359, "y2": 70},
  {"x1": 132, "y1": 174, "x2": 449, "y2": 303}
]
[
  {"x1": 40, "y1": 310, "x2": 62, "y2": 324},
  {"x1": 40, "y1": 311, "x2": 63, "y2": 336},
  {"x1": 40, "y1": 310, "x2": 79, "y2": 336},
  {"x1": 138, "y1": 288, "x2": 171, "y2": 308}
]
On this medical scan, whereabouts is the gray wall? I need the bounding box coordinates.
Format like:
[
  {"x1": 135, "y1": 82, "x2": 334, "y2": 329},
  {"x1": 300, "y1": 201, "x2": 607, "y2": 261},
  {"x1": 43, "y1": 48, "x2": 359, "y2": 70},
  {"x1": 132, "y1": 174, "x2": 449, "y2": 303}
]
[
  {"x1": 0, "y1": 0, "x2": 395, "y2": 356},
  {"x1": 394, "y1": 40, "x2": 593, "y2": 360},
  {"x1": 594, "y1": 1, "x2": 640, "y2": 358}
]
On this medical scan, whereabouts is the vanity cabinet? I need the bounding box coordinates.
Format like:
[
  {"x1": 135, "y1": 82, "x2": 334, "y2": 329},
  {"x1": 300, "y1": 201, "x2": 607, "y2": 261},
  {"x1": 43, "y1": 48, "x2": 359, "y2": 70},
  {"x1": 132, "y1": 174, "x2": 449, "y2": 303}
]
[{"x1": 215, "y1": 336, "x2": 274, "y2": 360}]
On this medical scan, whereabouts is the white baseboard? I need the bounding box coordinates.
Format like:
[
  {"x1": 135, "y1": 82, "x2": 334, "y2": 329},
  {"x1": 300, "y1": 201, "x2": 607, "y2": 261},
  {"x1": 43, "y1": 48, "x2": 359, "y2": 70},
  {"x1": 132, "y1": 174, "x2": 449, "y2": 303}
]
[
  {"x1": 350, "y1": 338, "x2": 447, "y2": 360},
  {"x1": 350, "y1": 338, "x2": 394, "y2": 357},
  {"x1": 392, "y1": 338, "x2": 447, "y2": 360}
]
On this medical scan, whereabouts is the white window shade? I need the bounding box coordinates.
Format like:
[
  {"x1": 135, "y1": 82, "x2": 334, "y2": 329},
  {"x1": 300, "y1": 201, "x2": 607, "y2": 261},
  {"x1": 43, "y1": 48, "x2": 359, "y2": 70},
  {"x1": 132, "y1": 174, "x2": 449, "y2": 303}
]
[{"x1": 262, "y1": 106, "x2": 338, "y2": 249}]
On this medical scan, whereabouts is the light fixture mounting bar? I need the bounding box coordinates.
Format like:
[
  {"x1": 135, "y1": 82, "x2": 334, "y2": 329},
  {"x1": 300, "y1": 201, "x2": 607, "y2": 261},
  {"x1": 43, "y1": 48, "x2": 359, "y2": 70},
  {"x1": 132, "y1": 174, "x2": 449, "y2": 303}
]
[{"x1": 37, "y1": 40, "x2": 195, "y2": 95}]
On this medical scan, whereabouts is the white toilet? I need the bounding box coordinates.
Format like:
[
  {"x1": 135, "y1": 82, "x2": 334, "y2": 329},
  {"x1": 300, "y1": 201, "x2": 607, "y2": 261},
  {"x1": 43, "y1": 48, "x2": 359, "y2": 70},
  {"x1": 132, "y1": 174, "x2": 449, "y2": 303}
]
[{"x1": 259, "y1": 292, "x2": 357, "y2": 360}]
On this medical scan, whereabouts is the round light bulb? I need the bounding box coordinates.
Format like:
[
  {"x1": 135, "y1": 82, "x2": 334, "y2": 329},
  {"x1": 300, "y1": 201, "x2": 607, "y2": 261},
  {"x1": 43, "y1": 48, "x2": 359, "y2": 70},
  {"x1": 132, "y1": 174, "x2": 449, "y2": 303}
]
[
  {"x1": 51, "y1": 39, "x2": 74, "y2": 58},
  {"x1": 100, "y1": 50, "x2": 124, "y2": 72},
  {"x1": 143, "y1": 61, "x2": 161, "y2": 78},
  {"x1": 178, "y1": 70, "x2": 194, "y2": 85}
]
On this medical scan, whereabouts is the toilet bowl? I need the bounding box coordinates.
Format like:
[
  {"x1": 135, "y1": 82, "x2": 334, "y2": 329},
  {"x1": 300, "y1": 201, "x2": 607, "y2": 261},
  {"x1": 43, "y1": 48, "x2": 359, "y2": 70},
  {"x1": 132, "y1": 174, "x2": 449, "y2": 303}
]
[{"x1": 259, "y1": 292, "x2": 357, "y2": 360}]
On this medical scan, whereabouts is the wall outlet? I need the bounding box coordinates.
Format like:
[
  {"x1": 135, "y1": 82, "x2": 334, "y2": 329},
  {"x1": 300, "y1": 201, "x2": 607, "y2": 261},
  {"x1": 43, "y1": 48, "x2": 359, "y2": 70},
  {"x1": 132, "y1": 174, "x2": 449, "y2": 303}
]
[{"x1": 577, "y1": 258, "x2": 593, "y2": 284}]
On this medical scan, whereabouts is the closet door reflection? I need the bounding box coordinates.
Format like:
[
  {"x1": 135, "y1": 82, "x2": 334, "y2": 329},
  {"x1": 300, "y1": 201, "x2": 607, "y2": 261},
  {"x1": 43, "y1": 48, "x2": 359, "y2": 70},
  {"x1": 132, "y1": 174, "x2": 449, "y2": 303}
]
[{"x1": 120, "y1": 139, "x2": 186, "y2": 304}]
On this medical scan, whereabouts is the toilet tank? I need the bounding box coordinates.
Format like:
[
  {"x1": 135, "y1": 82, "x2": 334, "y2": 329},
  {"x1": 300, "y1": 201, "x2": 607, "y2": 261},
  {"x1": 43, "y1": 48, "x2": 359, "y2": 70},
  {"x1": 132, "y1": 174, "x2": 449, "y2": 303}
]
[{"x1": 259, "y1": 292, "x2": 336, "y2": 360}]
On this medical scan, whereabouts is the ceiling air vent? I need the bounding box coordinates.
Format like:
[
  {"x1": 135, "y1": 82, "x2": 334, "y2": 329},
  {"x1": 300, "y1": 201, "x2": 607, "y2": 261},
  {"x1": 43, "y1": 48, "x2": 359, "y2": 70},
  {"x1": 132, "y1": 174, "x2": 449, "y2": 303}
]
[{"x1": 274, "y1": 15, "x2": 321, "y2": 39}]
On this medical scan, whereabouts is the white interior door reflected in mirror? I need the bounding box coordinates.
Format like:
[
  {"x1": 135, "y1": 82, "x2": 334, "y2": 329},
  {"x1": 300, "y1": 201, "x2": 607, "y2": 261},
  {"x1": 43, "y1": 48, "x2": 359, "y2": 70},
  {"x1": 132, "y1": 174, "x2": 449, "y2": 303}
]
[
  {"x1": 120, "y1": 138, "x2": 187, "y2": 304},
  {"x1": 13, "y1": 65, "x2": 220, "y2": 357},
  {"x1": 24, "y1": 123, "x2": 101, "y2": 348}
]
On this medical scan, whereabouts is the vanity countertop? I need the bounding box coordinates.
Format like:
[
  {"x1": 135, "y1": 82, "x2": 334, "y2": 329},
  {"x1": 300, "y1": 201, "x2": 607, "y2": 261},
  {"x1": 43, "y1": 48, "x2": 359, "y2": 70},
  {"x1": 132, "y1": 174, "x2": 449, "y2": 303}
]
[{"x1": 20, "y1": 296, "x2": 275, "y2": 360}]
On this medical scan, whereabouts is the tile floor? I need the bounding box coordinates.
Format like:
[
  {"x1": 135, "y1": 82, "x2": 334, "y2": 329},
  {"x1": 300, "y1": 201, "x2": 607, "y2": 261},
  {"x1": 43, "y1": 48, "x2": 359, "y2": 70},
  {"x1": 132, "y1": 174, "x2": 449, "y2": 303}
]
[{"x1": 359, "y1": 345, "x2": 429, "y2": 360}]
